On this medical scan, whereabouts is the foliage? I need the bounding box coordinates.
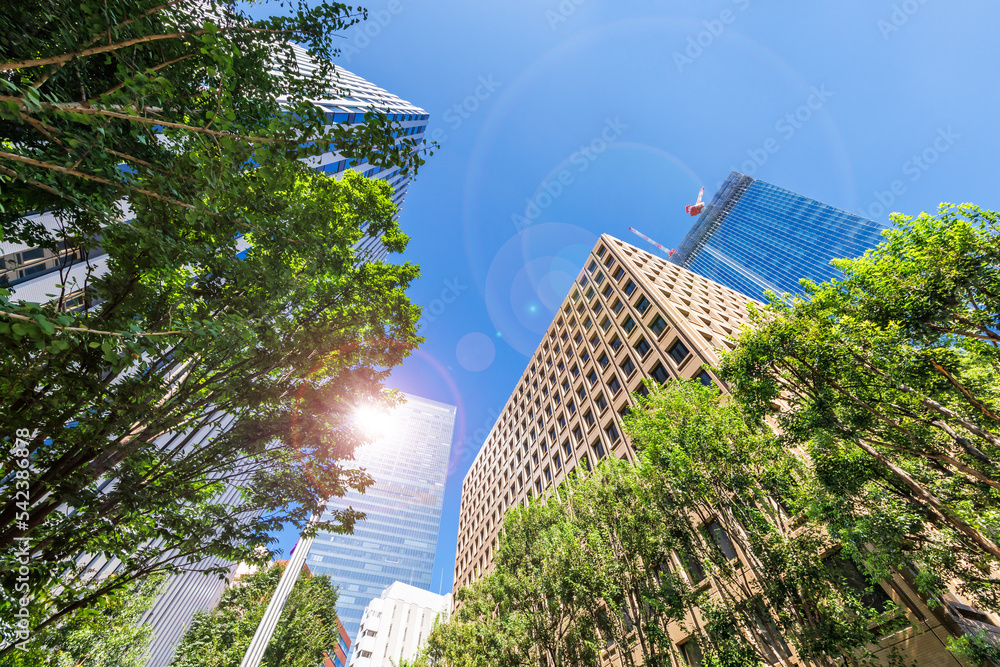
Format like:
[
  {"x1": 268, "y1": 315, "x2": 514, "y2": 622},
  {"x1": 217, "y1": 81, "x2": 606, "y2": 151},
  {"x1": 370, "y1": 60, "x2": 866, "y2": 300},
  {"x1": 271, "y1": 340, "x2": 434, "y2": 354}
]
[
  {"x1": 414, "y1": 381, "x2": 899, "y2": 666},
  {"x1": 0, "y1": 0, "x2": 428, "y2": 650},
  {"x1": 3, "y1": 573, "x2": 164, "y2": 667},
  {"x1": 720, "y1": 204, "x2": 1000, "y2": 615},
  {"x1": 170, "y1": 561, "x2": 341, "y2": 667}
]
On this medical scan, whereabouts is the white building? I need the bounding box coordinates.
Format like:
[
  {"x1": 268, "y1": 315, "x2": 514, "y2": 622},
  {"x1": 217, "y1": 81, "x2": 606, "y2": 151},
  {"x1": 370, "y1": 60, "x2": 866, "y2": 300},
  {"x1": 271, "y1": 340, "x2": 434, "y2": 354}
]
[{"x1": 350, "y1": 582, "x2": 451, "y2": 667}]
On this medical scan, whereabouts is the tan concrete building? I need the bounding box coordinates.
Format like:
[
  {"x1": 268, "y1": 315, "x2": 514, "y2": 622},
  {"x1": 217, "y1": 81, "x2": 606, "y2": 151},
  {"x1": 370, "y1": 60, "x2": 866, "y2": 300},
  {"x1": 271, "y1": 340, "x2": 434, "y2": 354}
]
[{"x1": 453, "y1": 234, "x2": 993, "y2": 666}]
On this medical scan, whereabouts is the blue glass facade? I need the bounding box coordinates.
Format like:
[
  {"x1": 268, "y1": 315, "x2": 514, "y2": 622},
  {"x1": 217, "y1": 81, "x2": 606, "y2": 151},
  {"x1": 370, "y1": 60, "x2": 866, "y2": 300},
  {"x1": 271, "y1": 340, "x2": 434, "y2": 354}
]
[
  {"x1": 671, "y1": 172, "x2": 887, "y2": 301},
  {"x1": 304, "y1": 393, "x2": 456, "y2": 642}
]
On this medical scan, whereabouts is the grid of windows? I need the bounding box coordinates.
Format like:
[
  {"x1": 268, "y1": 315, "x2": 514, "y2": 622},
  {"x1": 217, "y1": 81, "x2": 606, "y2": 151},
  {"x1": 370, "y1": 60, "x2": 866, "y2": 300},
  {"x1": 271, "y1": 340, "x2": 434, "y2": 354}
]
[{"x1": 454, "y1": 234, "x2": 757, "y2": 600}]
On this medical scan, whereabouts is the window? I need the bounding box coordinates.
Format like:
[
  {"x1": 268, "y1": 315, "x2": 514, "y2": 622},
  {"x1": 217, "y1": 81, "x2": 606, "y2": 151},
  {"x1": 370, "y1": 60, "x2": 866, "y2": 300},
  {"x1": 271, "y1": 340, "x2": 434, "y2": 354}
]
[
  {"x1": 587, "y1": 369, "x2": 599, "y2": 385},
  {"x1": 624, "y1": 279, "x2": 636, "y2": 296},
  {"x1": 546, "y1": 406, "x2": 552, "y2": 418},
  {"x1": 706, "y1": 520, "x2": 739, "y2": 560},
  {"x1": 600, "y1": 317, "x2": 611, "y2": 332},
  {"x1": 634, "y1": 383, "x2": 649, "y2": 398},
  {"x1": 562, "y1": 379, "x2": 570, "y2": 392},
  {"x1": 634, "y1": 337, "x2": 651, "y2": 356},
  {"x1": 588, "y1": 260, "x2": 597, "y2": 272},
  {"x1": 549, "y1": 428, "x2": 556, "y2": 442},
  {"x1": 573, "y1": 426, "x2": 583, "y2": 443},
  {"x1": 622, "y1": 315, "x2": 636, "y2": 334},
  {"x1": 572, "y1": 290, "x2": 580, "y2": 301},
  {"x1": 650, "y1": 315, "x2": 668, "y2": 336},
  {"x1": 635, "y1": 295, "x2": 651, "y2": 314},
  {"x1": 597, "y1": 352, "x2": 609, "y2": 369},
  {"x1": 581, "y1": 349, "x2": 591, "y2": 363},
  {"x1": 557, "y1": 360, "x2": 564, "y2": 373},
  {"x1": 602, "y1": 284, "x2": 613, "y2": 298},
  {"x1": 597, "y1": 246, "x2": 606, "y2": 257},
  {"x1": 574, "y1": 332, "x2": 583, "y2": 345},
  {"x1": 620, "y1": 357, "x2": 636, "y2": 377},
  {"x1": 612, "y1": 299, "x2": 623, "y2": 314},
  {"x1": 544, "y1": 467, "x2": 551, "y2": 483},
  {"x1": 751, "y1": 604, "x2": 792, "y2": 664},
  {"x1": 593, "y1": 301, "x2": 603, "y2": 316},
  {"x1": 609, "y1": 336, "x2": 623, "y2": 352},
  {"x1": 594, "y1": 440, "x2": 606, "y2": 459},
  {"x1": 583, "y1": 410, "x2": 595, "y2": 427},
  {"x1": 583, "y1": 317, "x2": 593, "y2": 330},
  {"x1": 554, "y1": 453, "x2": 562, "y2": 469},
  {"x1": 586, "y1": 287, "x2": 595, "y2": 300},
  {"x1": 608, "y1": 376, "x2": 622, "y2": 394},
  {"x1": 679, "y1": 639, "x2": 703, "y2": 667},
  {"x1": 535, "y1": 479, "x2": 542, "y2": 494},
  {"x1": 668, "y1": 340, "x2": 690, "y2": 365},
  {"x1": 557, "y1": 415, "x2": 566, "y2": 429},
  {"x1": 595, "y1": 271, "x2": 605, "y2": 285},
  {"x1": 563, "y1": 440, "x2": 572, "y2": 456},
  {"x1": 532, "y1": 453, "x2": 539, "y2": 466},
  {"x1": 577, "y1": 385, "x2": 587, "y2": 400},
  {"x1": 541, "y1": 439, "x2": 548, "y2": 453},
  {"x1": 567, "y1": 400, "x2": 576, "y2": 415},
  {"x1": 581, "y1": 454, "x2": 591, "y2": 471},
  {"x1": 613, "y1": 267, "x2": 625, "y2": 281},
  {"x1": 697, "y1": 370, "x2": 713, "y2": 386},
  {"x1": 595, "y1": 394, "x2": 608, "y2": 411},
  {"x1": 651, "y1": 362, "x2": 670, "y2": 384},
  {"x1": 824, "y1": 554, "x2": 892, "y2": 614},
  {"x1": 606, "y1": 422, "x2": 620, "y2": 442},
  {"x1": 571, "y1": 364, "x2": 580, "y2": 378}
]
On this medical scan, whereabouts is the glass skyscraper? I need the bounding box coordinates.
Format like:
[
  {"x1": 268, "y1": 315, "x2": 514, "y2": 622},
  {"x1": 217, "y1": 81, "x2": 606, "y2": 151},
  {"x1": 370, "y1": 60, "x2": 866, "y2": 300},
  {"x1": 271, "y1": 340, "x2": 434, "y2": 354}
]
[
  {"x1": 670, "y1": 172, "x2": 887, "y2": 301},
  {"x1": 305, "y1": 393, "x2": 456, "y2": 641}
]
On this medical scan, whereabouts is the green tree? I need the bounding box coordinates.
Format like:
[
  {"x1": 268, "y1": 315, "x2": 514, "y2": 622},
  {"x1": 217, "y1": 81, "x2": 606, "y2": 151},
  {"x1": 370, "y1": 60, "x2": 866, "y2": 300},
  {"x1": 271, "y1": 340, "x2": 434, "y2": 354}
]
[
  {"x1": 170, "y1": 561, "x2": 341, "y2": 667},
  {"x1": 0, "y1": 0, "x2": 429, "y2": 650},
  {"x1": 720, "y1": 204, "x2": 1000, "y2": 617},
  {"x1": 416, "y1": 381, "x2": 904, "y2": 667},
  {"x1": 5, "y1": 573, "x2": 165, "y2": 667}
]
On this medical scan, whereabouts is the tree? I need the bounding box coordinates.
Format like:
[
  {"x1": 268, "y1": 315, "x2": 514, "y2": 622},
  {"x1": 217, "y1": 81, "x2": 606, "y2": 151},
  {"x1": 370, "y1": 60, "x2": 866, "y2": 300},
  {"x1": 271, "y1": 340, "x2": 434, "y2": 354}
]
[
  {"x1": 170, "y1": 561, "x2": 341, "y2": 667},
  {"x1": 0, "y1": 0, "x2": 428, "y2": 651},
  {"x1": 720, "y1": 204, "x2": 1000, "y2": 618},
  {"x1": 5, "y1": 573, "x2": 165, "y2": 667},
  {"x1": 415, "y1": 381, "x2": 906, "y2": 667}
]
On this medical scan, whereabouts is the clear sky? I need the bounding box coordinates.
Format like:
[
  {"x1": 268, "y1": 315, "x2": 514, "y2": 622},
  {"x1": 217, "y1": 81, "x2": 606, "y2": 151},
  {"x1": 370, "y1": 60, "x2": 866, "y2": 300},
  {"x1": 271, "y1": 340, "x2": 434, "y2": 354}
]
[{"x1": 264, "y1": 0, "x2": 1000, "y2": 595}]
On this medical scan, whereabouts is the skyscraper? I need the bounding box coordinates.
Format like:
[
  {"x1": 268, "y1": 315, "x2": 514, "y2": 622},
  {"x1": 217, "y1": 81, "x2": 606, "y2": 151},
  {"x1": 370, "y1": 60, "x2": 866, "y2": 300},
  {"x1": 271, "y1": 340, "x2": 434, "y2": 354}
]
[
  {"x1": 349, "y1": 582, "x2": 450, "y2": 667},
  {"x1": 454, "y1": 235, "x2": 755, "y2": 593},
  {"x1": 306, "y1": 393, "x2": 456, "y2": 642},
  {"x1": 670, "y1": 172, "x2": 887, "y2": 301}
]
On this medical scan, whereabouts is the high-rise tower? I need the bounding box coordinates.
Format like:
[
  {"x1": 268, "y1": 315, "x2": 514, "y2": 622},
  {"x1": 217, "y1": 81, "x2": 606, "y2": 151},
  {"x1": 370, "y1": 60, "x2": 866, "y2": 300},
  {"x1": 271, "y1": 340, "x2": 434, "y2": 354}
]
[
  {"x1": 306, "y1": 393, "x2": 456, "y2": 642},
  {"x1": 670, "y1": 172, "x2": 886, "y2": 301}
]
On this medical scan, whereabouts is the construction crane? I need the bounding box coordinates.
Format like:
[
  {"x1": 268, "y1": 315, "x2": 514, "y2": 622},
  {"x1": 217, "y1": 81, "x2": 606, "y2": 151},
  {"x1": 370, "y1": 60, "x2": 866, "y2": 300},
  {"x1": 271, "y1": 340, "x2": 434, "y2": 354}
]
[
  {"x1": 686, "y1": 187, "x2": 706, "y2": 216},
  {"x1": 629, "y1": 226, "x2": 675, "y2": 258}
]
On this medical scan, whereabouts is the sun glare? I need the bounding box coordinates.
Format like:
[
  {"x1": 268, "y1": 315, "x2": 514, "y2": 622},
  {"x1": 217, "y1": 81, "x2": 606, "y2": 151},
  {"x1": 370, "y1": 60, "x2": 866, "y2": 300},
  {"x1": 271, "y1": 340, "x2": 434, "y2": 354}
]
[{"x1": 353, "y1": 405, "x2": 395, "y2": 440}]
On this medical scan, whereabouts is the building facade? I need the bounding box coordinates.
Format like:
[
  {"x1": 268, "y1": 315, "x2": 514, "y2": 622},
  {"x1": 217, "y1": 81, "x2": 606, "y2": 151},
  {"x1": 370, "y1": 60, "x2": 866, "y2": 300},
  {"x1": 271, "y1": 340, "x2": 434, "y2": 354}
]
[
  {"x1": 349, "y1": 581, "x2": 451, "y2": 667},
  {"x1": 305, "y1": 393, "x2": 456, "y2": 644},
  {"x1": 670, "y1": 172, "x2": 887, "y2": 301},
  {"x1": 453, "y1": 235, "x2": 988, "y2": 665}
]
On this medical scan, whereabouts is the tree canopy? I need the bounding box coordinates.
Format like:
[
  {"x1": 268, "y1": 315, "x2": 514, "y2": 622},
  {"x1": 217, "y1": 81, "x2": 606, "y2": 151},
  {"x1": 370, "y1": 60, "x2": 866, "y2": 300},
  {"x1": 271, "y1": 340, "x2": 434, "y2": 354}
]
[
  {"x1": 170, "y1": 561, "x2": 342, "y2": 667},
  {"x1": 0, "y1": 0, "x2": 427, "y2": 653}
]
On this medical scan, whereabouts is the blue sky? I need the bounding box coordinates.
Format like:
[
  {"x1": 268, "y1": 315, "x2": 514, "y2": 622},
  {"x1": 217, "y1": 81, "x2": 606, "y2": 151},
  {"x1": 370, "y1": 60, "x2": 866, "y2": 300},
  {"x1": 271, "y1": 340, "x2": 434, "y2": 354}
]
[{"x1": 268, "y1": 0, "x2": 1000, "y2": 594}]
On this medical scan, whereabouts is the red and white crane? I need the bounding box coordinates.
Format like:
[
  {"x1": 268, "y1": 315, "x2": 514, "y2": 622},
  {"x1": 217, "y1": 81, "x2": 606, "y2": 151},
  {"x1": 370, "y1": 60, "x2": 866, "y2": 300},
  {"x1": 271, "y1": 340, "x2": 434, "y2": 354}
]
[
  {"x1": 629, "y1": 227, "x2": 675, "y2": 258},
  {"x1": 686, "y1": 187, "x2": 706, "y2": 216}
]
